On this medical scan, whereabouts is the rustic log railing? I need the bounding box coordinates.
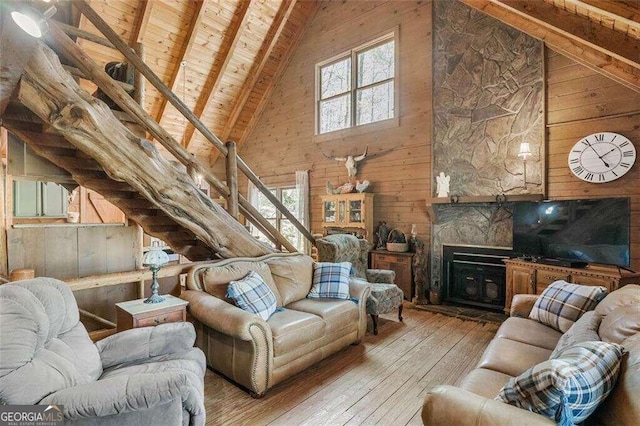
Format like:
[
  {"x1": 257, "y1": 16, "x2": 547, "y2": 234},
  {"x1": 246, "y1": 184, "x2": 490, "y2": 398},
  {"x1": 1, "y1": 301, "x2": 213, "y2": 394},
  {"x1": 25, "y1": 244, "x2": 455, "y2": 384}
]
[
  {"x1": 70, "y1": 0, "x2": 315, "y2": 248},
  {"x1": 37, "y1": 18, "x2": 303, "y2": 254}
]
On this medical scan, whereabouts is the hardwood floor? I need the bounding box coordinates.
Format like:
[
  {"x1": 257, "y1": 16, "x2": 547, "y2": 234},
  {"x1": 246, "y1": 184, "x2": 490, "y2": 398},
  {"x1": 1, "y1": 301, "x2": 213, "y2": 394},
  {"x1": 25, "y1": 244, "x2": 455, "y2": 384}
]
[{"x1": 203, "y1": 309, "x2": 499, "y2": 425}]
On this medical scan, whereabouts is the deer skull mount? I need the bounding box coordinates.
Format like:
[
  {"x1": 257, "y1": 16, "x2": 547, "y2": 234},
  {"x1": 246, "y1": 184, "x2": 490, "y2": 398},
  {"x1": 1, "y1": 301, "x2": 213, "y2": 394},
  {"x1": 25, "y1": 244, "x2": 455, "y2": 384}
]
[{"x1": 323, "y1": 146, "x2": 368, "y2": 180}]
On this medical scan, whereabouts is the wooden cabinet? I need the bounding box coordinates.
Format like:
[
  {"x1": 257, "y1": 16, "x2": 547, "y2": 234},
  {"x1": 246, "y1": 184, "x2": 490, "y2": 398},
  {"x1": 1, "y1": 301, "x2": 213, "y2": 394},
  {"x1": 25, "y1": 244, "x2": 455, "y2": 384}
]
[
  {"x1": 321, "y1": 193, "x2": 374, "y2": 239},
  {"x1": 116, "y1": 295, "x2": 188, "y2": 332},
  {"x1": 370, "y1": 250, "x2": 414, "y2": 301},
  {"x1": 504, "y1": 259, "x2": 640, "y2": 314}
]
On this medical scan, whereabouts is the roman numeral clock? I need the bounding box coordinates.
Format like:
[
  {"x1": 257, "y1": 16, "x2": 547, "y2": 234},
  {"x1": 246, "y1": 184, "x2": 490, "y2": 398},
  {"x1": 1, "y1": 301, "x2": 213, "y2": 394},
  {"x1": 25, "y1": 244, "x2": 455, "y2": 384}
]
[{"x1": 568, "y1": 132, "x2": 636, "y2": 183}]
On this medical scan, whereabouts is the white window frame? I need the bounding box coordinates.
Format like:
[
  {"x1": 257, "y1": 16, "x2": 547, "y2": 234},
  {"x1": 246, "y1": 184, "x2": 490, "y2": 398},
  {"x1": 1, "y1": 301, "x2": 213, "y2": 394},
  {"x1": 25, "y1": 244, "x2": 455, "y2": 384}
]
[
  {"x1": 251, "y1": 185, "x2": 303, "y2": 251},
  {"x1": 315, "y1": 30, "x2": 399, "y2": 138}
]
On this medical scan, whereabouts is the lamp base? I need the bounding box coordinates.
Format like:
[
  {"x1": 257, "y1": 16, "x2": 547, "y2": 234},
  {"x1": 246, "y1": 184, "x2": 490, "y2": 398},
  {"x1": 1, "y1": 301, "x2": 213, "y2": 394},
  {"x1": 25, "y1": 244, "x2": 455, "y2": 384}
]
[{"x1": 144, "y1": 293, "x2": 166, "y2": 304}]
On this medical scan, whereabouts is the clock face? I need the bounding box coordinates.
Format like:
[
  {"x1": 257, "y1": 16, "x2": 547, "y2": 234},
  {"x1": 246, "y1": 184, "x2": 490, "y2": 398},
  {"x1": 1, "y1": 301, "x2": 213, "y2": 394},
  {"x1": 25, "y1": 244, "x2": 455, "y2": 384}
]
[{"x1": 568, "y1": 132, "x2": 636, "y2": 183}]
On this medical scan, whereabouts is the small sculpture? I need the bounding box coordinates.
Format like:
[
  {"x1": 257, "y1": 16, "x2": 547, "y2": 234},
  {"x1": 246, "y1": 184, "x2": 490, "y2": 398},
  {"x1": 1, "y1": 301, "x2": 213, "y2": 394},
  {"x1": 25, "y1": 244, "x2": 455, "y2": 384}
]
[
  {"x1": 375, "y1": 221, "x2": 389, "y2": 250},
  {"x1": 340, "y1": 182, "x2": 355, "y2": 194},
  {"x1": 323, "y1": 147, "x2": 368, "y2": 179},
  {"x1": 355, "y1": 180, "x2": 370, "y2": 193},
  {"x1": 436, "y1": 172, "x2": 450, "y2": 198}
]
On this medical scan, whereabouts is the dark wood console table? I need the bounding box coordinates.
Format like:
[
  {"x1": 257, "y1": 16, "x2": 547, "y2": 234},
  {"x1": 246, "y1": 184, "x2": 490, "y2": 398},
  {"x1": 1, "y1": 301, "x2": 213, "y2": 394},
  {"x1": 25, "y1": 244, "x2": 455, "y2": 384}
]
[{"x1": 504, "y1": 259, "x2": 640, "y2": 314}]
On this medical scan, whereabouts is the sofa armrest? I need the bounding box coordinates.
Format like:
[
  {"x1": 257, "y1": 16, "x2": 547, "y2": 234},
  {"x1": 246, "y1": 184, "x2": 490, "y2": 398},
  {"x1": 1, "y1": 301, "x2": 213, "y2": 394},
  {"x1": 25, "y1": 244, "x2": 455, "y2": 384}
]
[
  {"x1": 365, "y1": 269, "x2": 396, "y2": 284},
  {"x1": 181, "y1": 290, "x2": 270, "y2": 342},
  {"x1": 40, "y1": 372, "x2": 201, "y2": 420},
  {"x1": 96, "y1": 322, "x2": 195, "y2": 369},
  {"x1": 422, "y1": 385, "x2": 553, "y2": 426},
  {"x1": 510, "y1": 294, "x2": 540, "y2": 318}
]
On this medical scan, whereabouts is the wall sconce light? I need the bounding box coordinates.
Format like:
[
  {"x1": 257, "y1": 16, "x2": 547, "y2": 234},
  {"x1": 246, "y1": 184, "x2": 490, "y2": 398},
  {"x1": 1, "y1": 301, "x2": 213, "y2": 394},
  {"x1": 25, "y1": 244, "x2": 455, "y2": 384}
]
[
  {"x1": 518, "y1": 142, "x2": 532, "y2": 192},
  {"x1": 142, "y1": 241, "x2": 170, "y2": 304},
  {"x1": 11, "y1": 4, "x2": 57, "y2": 38}
]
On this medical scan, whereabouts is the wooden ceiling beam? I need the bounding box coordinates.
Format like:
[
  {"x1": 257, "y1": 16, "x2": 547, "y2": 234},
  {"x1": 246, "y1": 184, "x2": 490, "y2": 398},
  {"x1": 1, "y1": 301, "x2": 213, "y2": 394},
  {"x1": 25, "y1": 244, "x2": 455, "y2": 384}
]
[
  {"x1": 571, "y1": 0, "x2": 640, "y2": 33},
  {"x1": 155, "y1": 0, "x2": 208, "y2": 125},
  {"x1": 236, "y1": 2, "x2": 319, "y2": 149},
  {"x1": 129, "y1": 0, "x2": 153, "y2": 45},
  {"x1": 496, "y1": 0, "x2": 639, "y2": 67},
  {"x1": 458, "y1": 0, "x2": 640, "y2": 93},
  {"x1": 183, "y1": 0, "x2": 253, "y2": 149},
  {"x1": 217, "y1": 0, "x2": 299, "y2": 153}
]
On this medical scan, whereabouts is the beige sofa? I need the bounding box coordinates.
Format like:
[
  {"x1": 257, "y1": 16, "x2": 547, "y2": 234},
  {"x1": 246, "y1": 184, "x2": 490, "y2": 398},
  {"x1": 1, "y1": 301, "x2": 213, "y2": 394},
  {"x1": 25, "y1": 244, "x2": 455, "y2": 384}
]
[
  {"x1": 422, "y1": 284, "x2": 640, "y2": 425},
  {"x1": 182, "y1": 253, "x2": 371, "y2": 397}
]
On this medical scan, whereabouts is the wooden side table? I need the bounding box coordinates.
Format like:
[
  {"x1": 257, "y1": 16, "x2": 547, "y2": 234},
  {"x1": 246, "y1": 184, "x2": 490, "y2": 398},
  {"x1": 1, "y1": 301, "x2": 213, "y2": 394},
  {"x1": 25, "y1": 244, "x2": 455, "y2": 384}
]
[
  {"x1": 116, "y1": 295, "x2": 188, "y2": 332},
  {"x1": 370, "y1": 250, "x2": 414, "y2": 301}
]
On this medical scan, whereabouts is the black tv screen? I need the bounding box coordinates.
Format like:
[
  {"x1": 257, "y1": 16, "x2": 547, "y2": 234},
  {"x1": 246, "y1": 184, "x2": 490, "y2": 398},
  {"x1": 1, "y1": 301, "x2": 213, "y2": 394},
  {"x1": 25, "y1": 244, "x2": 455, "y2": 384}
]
[{"x1": 513, "y1": 198, "x2": 630, "y2": 267}]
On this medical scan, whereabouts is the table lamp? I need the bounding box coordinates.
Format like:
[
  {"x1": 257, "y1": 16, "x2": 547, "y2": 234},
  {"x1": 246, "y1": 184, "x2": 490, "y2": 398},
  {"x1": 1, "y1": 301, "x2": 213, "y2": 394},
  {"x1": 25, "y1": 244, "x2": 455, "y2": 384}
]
[{"x1": 142, "y1": 241, "x2": 170, "y2": 304}]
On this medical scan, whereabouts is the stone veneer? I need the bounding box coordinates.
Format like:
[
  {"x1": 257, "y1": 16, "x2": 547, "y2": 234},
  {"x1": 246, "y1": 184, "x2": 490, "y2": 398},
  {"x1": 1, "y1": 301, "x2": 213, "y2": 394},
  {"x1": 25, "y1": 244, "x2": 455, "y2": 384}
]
[
  {"x1": 429, "y1": 204, "x2": 513, "y2": 300},
  {"x1": 433, "y1": 1, "x2": 544, "y2": 196}
]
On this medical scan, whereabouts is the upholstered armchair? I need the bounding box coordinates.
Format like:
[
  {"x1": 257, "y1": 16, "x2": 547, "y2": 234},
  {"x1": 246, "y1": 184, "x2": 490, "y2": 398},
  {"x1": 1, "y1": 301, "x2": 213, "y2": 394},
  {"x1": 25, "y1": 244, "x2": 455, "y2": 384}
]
[
  {"x1": 316, "y1": 234, "x2": 404, "y2": 334},
  {"x1": 316, "y1": 234, "x2": 395, "y2": 284},
  {"x1": 0, "y1": 278, "x2": 206, "y2": 425}
]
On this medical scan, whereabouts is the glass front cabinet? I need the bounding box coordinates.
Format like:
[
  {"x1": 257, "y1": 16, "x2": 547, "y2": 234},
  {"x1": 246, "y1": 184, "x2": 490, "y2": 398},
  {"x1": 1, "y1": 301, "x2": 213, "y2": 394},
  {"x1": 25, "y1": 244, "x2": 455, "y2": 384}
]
[{"x1": 320, "y1": 193, "x2": 374, "y2": 239}]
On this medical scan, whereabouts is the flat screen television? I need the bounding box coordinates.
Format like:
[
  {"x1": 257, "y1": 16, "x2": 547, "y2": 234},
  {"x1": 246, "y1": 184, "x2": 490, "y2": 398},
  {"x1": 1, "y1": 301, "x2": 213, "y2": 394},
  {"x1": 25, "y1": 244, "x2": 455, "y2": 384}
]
[{"x1": 513, "y1": 198, "x2": 630, "y2": 267}]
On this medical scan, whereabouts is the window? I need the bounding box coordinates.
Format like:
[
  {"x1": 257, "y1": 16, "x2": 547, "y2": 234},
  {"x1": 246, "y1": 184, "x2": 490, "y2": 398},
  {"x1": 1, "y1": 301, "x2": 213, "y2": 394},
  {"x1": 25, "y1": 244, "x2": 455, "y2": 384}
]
[
  {"x1": 13, "y1": 180, "x2": 68, "y2": 217},
  {"x1": 317, "y1": 33, "x2": 396, "y2": 135},
  {"x1": 251, "y1": 186, "x2": 303, "y2": 251}
]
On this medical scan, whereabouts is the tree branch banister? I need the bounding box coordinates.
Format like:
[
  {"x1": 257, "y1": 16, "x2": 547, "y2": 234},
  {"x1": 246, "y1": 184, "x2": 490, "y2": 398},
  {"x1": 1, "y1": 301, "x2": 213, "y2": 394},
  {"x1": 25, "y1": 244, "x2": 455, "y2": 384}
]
[{"x1": 74, "y1": 0, "x2": 314, "y2": 246}]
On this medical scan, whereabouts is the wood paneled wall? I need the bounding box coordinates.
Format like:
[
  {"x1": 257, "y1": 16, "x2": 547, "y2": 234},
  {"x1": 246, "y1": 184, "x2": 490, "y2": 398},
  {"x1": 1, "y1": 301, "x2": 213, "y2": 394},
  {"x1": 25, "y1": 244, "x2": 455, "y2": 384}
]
[
  {"x1": 546, "y1": 50, "x2": 640, "y2": 270},
  {"x1": 239, "y1": 0, "x2": 433, "y2": 241}
]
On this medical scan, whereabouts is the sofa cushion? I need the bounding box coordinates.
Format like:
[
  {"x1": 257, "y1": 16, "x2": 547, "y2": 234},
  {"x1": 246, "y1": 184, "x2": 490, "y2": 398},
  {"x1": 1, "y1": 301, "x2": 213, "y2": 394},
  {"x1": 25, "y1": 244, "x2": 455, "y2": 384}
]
[
  {"x1": 599, "y1": 305, "x2": 640, "y2": 345},
  {"x1": 496, "y1": 317, "x2": 563, "y2": 350},
  {"x1": 286, "y1": 298, "x2": 359, "y2": 334},
  {"x1": 308, "y1": 262, "x2": 351, "y2": 300},
  {"x1": 460, "y1": 368, "x2": 513, "y2": 399},
  {"x1": 199, "y1": 260, "x2": 283, "y2": 307},
  {"x1": 226, "y1": 271, "x2": 279, "y2": 321},
  {"x1": 266, "y1": 255, "x2": 314, "y2": 306},
  {"x1": 497, "y1": 341, "x2": 624, "y2": 426},
  {"x1": 550, "y1": 311, "x2": 602, "y2": 358},
  {"x1": 595, "y1": 284, "x2": 640, "y2": 317},
  {"x1": 529, "y1": 281, "x2": 607, "y2": 332},
  {"x1": 267, "y1": 309, "x2": 326, "y2": 357},
  {"x1": 478, "y1": 338, "x2": 552, "y2": 377}
]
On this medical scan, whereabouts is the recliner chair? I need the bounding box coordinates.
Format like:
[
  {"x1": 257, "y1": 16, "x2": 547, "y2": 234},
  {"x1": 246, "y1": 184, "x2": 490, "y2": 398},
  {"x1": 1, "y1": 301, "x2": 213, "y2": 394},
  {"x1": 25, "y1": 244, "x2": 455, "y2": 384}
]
[{"x1": 0, "y1": 277, "x2": 206, "y2": 425}]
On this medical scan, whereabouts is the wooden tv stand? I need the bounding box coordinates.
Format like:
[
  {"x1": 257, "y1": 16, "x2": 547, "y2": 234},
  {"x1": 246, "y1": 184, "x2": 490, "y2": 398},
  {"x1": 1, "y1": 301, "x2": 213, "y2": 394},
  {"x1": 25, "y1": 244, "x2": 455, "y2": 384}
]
[{"x1": 504, "y1": 259, "x2": 640, "y2": 314}]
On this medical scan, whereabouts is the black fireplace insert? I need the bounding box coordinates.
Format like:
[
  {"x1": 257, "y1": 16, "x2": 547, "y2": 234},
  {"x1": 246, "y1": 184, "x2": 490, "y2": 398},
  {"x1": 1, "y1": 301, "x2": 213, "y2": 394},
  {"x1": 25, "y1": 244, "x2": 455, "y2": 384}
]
[{"x1": 443, "y1": 245, "x2": 512, "y2": 311}]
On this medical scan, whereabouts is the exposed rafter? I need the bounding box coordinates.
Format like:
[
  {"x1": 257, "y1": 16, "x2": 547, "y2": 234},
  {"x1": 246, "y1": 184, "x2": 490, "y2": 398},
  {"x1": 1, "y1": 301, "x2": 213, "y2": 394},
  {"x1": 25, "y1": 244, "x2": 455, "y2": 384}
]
[
  {"x1": 237, "y1": 2, "x2": 320, "y2": 148},
  {"x1": 219, "y1": 0, "x2": 299, "y2": 146},
  {"x1": 155, "y1": 0, "x2": 208, "y2": 125},
  {"x1": 183, "y1": 0, "x2": 253, "y2": 149},
  {"x1": 129, "y1": 0, "x2": 153, "y2": 45},
  {"x1": 567, "y1": 0, "x2": 640, "y2": 36},
  {"x1": 458, "y1": 0, "x2": 640, "y2": 93}
]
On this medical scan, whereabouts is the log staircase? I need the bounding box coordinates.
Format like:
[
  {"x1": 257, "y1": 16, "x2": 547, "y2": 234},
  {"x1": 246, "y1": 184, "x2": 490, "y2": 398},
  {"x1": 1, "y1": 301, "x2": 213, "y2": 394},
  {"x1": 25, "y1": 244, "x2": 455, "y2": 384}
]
[{"x1": 1, "y1": 0, "x2": 315, "y2": 260}]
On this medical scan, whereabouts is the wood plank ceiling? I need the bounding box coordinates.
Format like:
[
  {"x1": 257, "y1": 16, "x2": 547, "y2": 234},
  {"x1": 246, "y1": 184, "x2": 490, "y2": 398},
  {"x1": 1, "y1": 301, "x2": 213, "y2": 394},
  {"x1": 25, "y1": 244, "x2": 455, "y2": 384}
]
[
  {"x1": 21, "y1": 0, "x2": 636, "y2": 164},
  {"x1": 73, "y1": 0, "x2": 318, "y2": 164}
]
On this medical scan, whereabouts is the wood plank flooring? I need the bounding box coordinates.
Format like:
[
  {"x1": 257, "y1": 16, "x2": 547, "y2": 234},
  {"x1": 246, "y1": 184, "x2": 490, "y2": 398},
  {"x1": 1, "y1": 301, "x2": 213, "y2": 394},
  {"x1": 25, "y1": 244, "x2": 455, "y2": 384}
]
[{"x1": 203, "y1": 309, "x2": 499, "y2": 425}]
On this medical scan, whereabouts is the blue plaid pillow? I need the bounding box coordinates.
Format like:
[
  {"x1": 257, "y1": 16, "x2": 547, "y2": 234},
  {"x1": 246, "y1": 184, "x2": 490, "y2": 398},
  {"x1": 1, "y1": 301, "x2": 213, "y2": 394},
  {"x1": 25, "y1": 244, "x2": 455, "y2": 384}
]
[
  {"x1": 530, "y1": 281, "x2": 607, "y2": 332},
  {"x1": 226, "y1": 271, "x2": 278, "y2": 321},
  {"x1": 497, "y1": 341, "x2": 624, "y2": 426},
  {"x1": 308, "y1": 262, "x2": 351, "y2": 299}
]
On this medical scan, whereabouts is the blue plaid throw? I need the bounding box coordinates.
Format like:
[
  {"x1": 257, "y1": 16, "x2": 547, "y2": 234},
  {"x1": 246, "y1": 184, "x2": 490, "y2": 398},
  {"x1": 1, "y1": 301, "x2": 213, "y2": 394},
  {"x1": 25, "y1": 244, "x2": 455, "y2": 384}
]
[
  {"x1": 529, "y1": 280, "x2": 607, "y2": 332},
  {"x1": 226, "y1": 271, "x2": 278, "y2": 321},
  {"x1": 497, "y1": 340, "x2": 624, "y2": 426},
  {"x1": 308, "y1": 262, "x2": 351, "y2": 300}
]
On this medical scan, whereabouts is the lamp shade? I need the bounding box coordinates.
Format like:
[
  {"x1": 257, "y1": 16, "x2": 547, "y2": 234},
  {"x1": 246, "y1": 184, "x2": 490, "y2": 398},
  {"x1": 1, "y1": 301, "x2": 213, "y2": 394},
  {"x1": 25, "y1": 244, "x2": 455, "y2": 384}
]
[
  {"x1": 142, "y1": 243, "x2": 170, "y2": 268},
  {"x1": 10, "y1": 6, "x2": 56, "y2": 39},
  {"x1": 518, "y1": 142, "x2": 532, "y2": 160}
]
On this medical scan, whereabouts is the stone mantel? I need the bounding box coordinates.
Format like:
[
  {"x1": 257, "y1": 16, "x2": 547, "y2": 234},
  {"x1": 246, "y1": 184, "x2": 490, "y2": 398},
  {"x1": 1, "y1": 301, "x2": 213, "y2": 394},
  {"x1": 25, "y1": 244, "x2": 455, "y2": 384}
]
[{"x1": 425, "y1": 193, "x2": 543, "y2": 224}]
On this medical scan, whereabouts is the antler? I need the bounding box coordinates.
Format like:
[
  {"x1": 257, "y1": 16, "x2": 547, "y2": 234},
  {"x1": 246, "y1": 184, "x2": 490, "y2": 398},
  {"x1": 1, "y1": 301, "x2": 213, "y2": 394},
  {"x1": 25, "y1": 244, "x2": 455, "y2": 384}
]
[
  {"x1": 353, "y1": 146, "x2": 368, "y2": 162},
  {"x1": 323, "y1": 152, "x2": 347, "y2": 162}
]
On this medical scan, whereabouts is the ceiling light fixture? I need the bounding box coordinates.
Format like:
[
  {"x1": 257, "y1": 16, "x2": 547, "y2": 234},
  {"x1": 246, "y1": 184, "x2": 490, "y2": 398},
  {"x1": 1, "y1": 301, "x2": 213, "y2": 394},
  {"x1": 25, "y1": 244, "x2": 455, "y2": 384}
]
[{"x1": 11, "y1": 5, "x2": 57, "y2": 39}]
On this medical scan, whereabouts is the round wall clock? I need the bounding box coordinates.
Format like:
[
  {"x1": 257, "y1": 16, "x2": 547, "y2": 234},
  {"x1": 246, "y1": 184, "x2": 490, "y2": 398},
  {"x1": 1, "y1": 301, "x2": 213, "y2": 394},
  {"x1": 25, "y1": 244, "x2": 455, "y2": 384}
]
[{"x1": 567, "y1": 132, "x2": 636, "y2": 183}]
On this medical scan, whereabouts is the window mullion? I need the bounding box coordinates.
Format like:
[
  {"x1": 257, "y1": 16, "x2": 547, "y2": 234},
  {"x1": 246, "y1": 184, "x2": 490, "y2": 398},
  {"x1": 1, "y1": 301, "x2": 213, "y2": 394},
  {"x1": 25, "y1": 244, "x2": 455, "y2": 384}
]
[{"x1": 351, "y1": 49, "x2": 357, "y2": 128}]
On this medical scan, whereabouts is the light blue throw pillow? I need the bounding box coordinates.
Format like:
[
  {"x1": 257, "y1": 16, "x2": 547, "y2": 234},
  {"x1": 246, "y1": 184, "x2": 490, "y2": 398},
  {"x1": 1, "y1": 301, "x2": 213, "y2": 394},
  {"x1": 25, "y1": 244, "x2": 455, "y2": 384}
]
[
  {"x1": 497, "y1": 341, "x2": 624, "y2": 426},
  {"x1": 308, "y1": 262, "x2": 351, "y2": 300},
  {"x1": 226, "y1": 271, "x2": 278, "y2": 321}
]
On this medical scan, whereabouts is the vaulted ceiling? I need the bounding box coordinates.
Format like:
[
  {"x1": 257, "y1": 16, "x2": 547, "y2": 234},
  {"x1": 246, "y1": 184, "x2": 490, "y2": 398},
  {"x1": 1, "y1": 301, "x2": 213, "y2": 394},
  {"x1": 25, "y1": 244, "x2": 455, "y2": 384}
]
[{"x1": 2, "y1": 1, "x2": 639, "y2": 166}]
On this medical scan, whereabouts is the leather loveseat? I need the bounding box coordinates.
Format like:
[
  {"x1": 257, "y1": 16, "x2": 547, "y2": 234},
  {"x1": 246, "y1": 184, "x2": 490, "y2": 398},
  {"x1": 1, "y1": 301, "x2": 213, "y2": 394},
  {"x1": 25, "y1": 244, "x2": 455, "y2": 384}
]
[
  {"x1": 181, "y1": 253, "x2": 371, "y2": 397},
  {"x1": 422, "y1": 284, "x2": 640, "y2": 425}
]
